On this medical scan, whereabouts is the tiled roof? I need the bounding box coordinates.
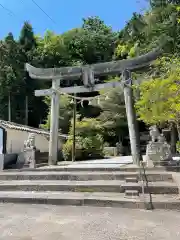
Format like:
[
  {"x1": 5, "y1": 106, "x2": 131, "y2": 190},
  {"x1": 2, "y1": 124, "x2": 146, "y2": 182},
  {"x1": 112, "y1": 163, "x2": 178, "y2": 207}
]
[{"x1": 0, "y1": 120, "x2": 68, "y2": 139}]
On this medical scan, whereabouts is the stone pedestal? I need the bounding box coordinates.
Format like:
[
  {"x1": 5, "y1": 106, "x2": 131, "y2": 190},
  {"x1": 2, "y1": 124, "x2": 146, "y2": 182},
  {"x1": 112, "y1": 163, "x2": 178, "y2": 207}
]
[
  {"x1": 24, "y1": 148, "x2": 36, "y2": 168},
  {"x1": 146, "y1": 141, "x2": 171, "y2": 167},
  {"x1": 145, "y1": 155, "x2": 154, "y2": 168}
]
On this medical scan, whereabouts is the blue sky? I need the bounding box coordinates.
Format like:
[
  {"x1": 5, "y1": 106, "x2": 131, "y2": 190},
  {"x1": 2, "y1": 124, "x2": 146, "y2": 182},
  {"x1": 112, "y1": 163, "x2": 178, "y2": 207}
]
[{"x1": 0, "y1": 0, "x2": 148, "y2": 39}]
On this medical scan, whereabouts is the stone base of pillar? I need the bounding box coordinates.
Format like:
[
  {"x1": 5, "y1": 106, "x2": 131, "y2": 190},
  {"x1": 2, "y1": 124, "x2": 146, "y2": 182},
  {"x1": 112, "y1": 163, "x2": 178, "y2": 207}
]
[{"x1": 0, "y1": 154, "x2": 4, "y2": 171}]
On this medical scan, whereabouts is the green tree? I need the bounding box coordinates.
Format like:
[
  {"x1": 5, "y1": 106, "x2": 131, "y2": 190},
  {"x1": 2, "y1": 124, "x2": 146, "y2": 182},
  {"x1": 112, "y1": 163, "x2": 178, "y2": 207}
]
[
  {"x1": 0, "y1": 33, "x2": 23, "y2": 121},
  {"x1": 150, "y1": 0, "x2": 180, "y2": 8},
  {"x1": 19, "y1": 22, "x2": 47, "y2": 126},
  {"x1": 19, "y1": 22, "x2": 36, "y2": 51},
  {"x1": 141, "y1": 3, "x2": 180, "y2": 53},
  {"x1": 97, "y1": 87, "x2": 128, "y2": 145},
  {"x1": 35, "y1": 30, "x2": 71, "y2": 68},
  {"x1": 119, "y1": 13, "x2": 146, "y2": 45},
  {"x1": 40, "y1": 95, "x2": 73, "y2": 134},
  {"x1": 63, "y1": 16, "x2": 118, "y2": 64},
  {"x1": 136, "y1": 58, "x2": 180, "y2": 138}
]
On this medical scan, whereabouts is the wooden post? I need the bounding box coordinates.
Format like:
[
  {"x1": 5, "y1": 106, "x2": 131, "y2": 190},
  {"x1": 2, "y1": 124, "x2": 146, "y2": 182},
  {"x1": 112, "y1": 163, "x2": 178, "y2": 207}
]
[
  {"x1": 48, "y1": 78, "x2": 60, "y2": 165},
  {"x1": 25, "y1": 96, "x2": 28, "y2": 125},
  {"x1": 8, "y1": 92, "x2": 11, "y2": 122},
  {"x1": 72, "y1": 94, "x2": 76, "y2": 162},
  {"x1": 170, "y1": 123, "x2": 177, "y2": 154},
  {"x1": 122, "y1": 70, "x2": 141, "y2": 165}
]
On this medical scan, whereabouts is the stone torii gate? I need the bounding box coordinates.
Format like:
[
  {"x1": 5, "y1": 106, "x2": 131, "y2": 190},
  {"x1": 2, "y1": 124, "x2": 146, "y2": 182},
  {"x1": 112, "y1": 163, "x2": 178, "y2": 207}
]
[{"x1": 26, "y1": 47, "x2": 162, "y2": 165}]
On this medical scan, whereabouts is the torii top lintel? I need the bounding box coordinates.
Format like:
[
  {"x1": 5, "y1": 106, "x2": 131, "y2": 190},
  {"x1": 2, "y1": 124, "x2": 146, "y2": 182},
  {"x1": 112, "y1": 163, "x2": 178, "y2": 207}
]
[{"x1": 25, "y1": 47, "x2": 162, "y2": 81}]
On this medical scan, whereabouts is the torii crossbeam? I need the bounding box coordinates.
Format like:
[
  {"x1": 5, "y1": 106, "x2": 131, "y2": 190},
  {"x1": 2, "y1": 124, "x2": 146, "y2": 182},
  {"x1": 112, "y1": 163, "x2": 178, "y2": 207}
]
[{"x1": 26, "y1": 47, "x2": 162, "y2": 165}]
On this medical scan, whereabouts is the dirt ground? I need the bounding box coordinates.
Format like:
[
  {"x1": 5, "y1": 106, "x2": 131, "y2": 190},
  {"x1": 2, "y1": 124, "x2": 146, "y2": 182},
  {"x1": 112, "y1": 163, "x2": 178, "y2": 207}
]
[{"x1": 0, "y1": 203, "x2": 180, "y2": 240}]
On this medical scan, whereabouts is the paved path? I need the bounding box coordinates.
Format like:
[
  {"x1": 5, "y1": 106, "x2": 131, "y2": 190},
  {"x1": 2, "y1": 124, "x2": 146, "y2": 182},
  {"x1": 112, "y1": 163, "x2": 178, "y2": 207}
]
[
  {"x1": 0, "y1": 203, "x2": 180, "y2": 240},
  {"x1": 44, "y1": 156, "x2": 135, "y2": 169}
]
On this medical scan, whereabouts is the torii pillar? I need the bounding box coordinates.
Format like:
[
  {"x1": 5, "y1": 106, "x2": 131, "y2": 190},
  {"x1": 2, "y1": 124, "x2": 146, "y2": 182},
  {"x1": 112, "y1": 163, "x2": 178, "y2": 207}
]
[
  {"x1": 49, "y1": 78, "x2": 60, "y2": 165},
  {"x1": 122, "y1": 70, "x2": 141, "y2": 165}
]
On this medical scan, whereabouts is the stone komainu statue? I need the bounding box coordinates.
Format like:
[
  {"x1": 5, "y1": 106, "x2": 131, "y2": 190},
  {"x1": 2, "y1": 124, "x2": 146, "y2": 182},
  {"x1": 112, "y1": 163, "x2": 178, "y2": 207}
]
[
  {"x1": 24, "y1": 133, "x2": 36, "y2": 150},
  {"x1": 146, "y1": 126, "x2": 172, "y2": 166},
  {"x1": 149, "y1": 125, "x2": 160, "y2": 143},
  {"x1": 23, "y1": 133, "x2": 36, "y2": 168}
]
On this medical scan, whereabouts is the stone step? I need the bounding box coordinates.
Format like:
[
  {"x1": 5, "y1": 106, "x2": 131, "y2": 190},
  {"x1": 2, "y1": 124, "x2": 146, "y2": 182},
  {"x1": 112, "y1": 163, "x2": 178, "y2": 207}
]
[
  {"x1": 0, "y1": 171, "x2": 173, "y2": 182},
  {"x1": 0, "y1": 191, "x2": 179, "y2": 210},
  {"x1": 125, "y1": 177, "x2": 138, "y2": 183},
  {"x1": 125, "y1": 190, "x2": 139, "y2": 197},
  {"x1": 4, "y1": 166, "x2": 170, "y2": 172},
  {"x1": 11, "y1": 164, "x2": 180, "y2": 172},
  {"x1": 0, "y1": 180, "x2": 178, "y2": 194}
]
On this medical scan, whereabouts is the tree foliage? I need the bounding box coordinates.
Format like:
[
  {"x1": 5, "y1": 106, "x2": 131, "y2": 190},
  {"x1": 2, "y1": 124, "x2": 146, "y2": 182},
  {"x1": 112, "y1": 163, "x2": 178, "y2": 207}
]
[
  {"x1": 136, "y1": 57, "x2": 180, "y2": 138},
  {"x1": 40, "y1": 95, "x2": 73, "y2": 134},
  {"x1": 96, "y1": 87, "x2": 128, "y2": 144},
  {"x1": 62, "y1": 118, "x2": 104, "y2": 161}
]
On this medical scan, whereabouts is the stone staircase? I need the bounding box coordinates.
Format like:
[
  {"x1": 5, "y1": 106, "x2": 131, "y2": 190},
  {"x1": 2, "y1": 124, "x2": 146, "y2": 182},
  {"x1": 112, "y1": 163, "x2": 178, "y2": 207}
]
[{"x1": 0, "y1": 165, "x2": 179, "y2": 209}]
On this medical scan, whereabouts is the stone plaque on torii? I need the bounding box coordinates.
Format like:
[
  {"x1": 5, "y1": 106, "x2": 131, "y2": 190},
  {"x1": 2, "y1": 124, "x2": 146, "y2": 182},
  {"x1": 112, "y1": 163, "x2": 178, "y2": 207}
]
[{"x1": 26, "y1": 47, "x2": 162, "y2": 165}]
